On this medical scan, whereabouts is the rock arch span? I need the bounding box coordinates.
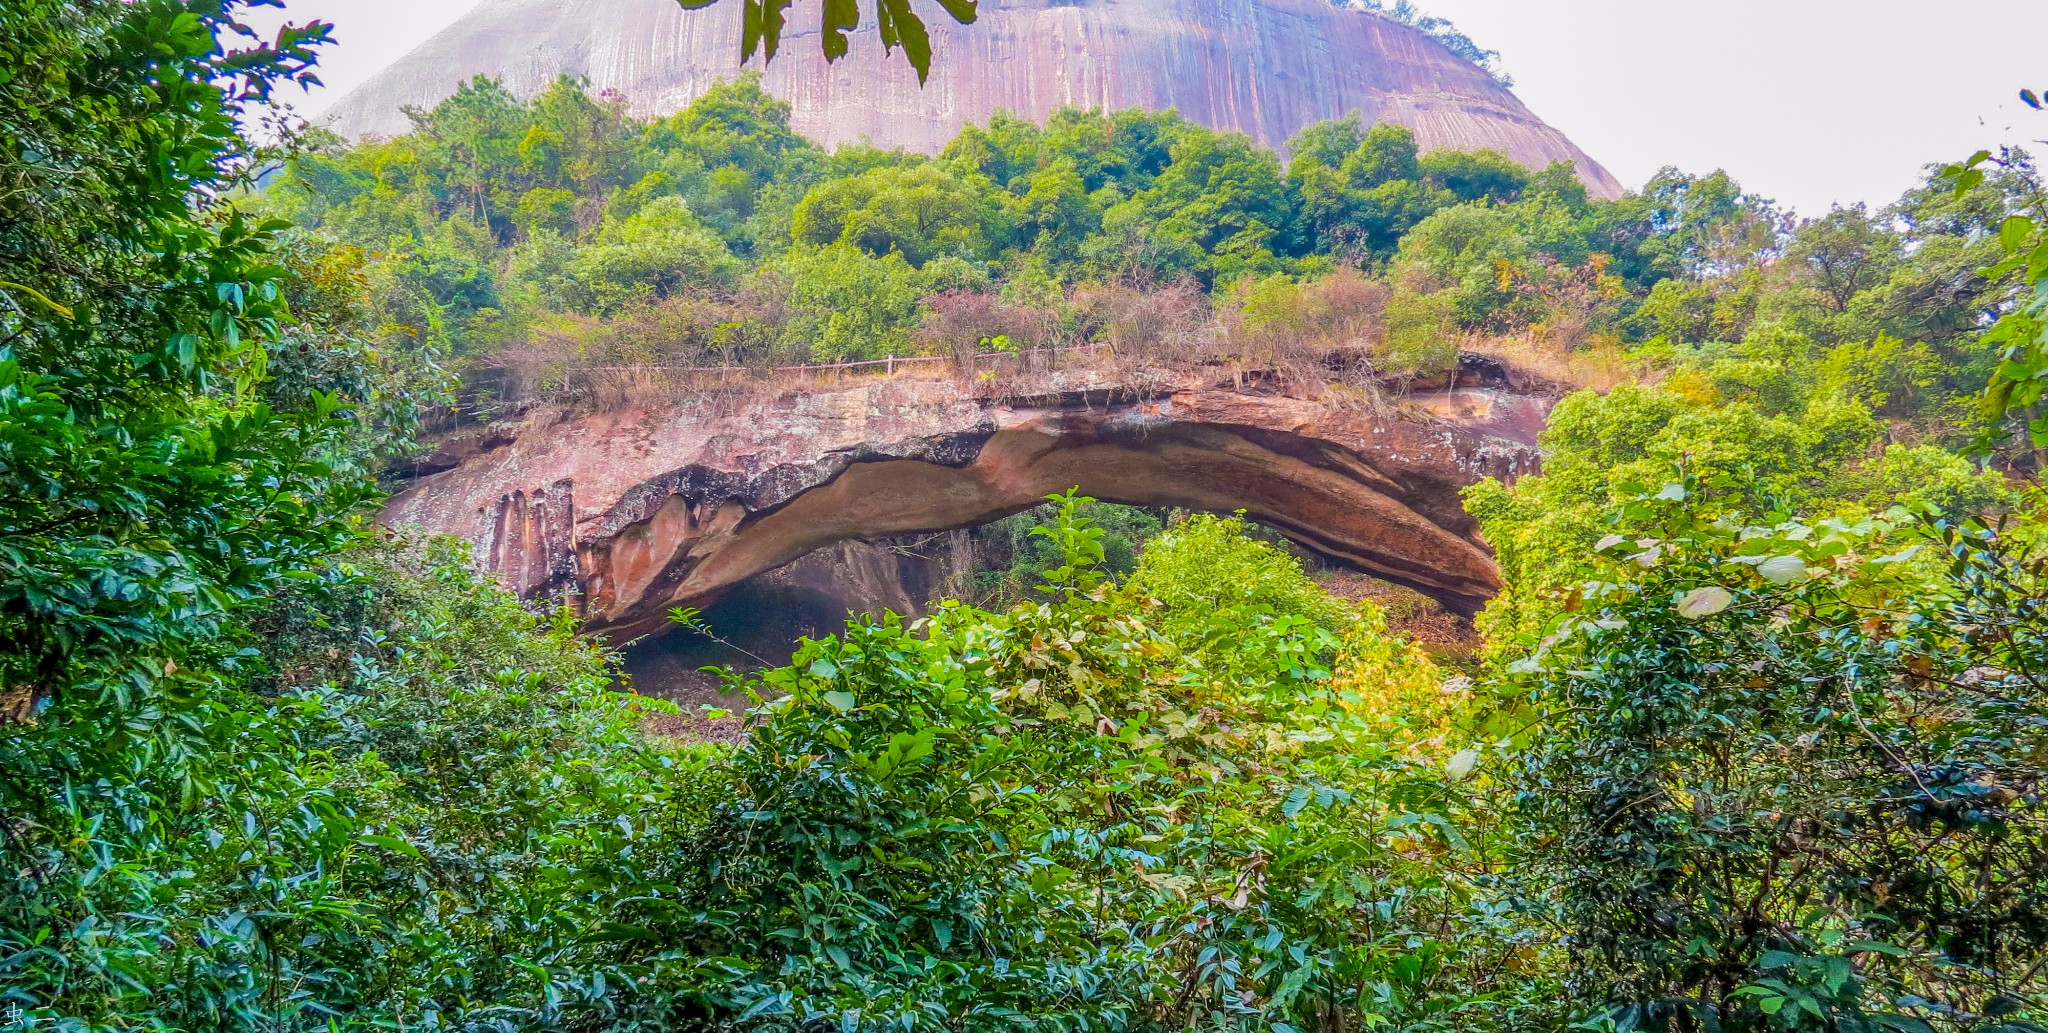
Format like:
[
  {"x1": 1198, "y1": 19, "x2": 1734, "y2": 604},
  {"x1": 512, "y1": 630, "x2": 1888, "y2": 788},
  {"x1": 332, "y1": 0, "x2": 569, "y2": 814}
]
[{"x1": 383, "y1": 374, "x2": 1551, "y2": 641}]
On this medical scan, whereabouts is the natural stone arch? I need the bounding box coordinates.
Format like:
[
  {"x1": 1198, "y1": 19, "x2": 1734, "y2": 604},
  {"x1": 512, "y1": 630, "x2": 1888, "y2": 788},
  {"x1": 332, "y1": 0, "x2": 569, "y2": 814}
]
[{"x1": 383, "y1": 376, "x2": 1550, "y2": 641}]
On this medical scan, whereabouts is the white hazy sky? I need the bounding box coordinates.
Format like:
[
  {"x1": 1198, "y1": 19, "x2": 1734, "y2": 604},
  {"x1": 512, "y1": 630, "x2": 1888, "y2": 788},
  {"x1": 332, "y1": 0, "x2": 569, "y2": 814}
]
[{"x1": 256, "y1": 0, "x2": 2048, "y2": 216}]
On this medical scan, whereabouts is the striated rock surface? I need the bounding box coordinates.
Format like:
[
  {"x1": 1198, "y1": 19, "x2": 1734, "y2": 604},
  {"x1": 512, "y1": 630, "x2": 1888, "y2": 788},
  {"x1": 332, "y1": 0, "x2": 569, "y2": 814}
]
[
  {"x1": 381, "y1": 372, "x2": 1553, "y2": 640},
  {"x1": 323, "y1": 0, "x2": 1623, "y2": 196}
]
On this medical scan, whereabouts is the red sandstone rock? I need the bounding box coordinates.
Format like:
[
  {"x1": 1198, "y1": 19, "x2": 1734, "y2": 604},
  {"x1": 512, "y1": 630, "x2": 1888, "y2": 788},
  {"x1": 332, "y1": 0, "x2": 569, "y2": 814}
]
[
  {"x1": 380, "y1": 376, "x2": 1550, "y2": 640},
  {"x1": 322, "y1": 0, "x2": 1622, "y2": 197}
]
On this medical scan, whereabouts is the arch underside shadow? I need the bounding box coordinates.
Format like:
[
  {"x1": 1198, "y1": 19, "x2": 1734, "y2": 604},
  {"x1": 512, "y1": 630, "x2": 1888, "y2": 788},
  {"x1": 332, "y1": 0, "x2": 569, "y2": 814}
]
[{"x1": 580, "y1": 415, "x2": 1504, "y2": 641}]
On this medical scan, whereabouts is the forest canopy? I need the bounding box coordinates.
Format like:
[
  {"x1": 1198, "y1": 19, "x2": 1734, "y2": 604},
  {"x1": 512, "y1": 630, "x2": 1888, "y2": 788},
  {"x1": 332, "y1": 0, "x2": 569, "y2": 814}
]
[{"x1": 1, "y1": 3, "x2": 2045, "y2": 1032}]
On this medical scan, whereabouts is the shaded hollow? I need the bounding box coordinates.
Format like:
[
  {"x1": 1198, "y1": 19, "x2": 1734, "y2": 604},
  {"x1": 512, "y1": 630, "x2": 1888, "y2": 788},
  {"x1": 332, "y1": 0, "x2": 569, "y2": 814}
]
[
  {"x1": 620, "y1": 508, "x2": 1480, "y2": 704},
  {"x1": 621, "y1": 533, "x2": 973, "y2": 702},
  {"x1": 621, "y1": 575, "x2": 844, "y2": 710}
]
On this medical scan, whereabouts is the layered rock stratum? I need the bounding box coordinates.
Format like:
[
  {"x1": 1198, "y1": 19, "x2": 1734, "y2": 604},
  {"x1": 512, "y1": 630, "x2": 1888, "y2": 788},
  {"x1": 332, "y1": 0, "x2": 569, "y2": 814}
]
[
  {"x1": 382, "y1": 366, "x2": 1553, "y2": 640},
  {"x1": 322, "y1": 0, "x2": 1623, "y2": 197}
]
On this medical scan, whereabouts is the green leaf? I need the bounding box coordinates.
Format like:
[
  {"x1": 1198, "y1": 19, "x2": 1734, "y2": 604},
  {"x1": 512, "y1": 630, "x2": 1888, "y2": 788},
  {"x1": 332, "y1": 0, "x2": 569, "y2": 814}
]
[
  {"x1": 819, "y1": 0, "x2": 860, "y2": 60},
  {"x1": 1281, "y1": 785, "x2": 1312, "y2": 818},
  {"x1": 932, "y1": 0, "x2": 979, "y2": 24},
  {"x1": 358, "y1": 833, "x2": 425, "y2": 861},
  {"x1": 585, "y1": 921, "x2": 658, "y2": 942},
  {"x1": 740, "y1": 0, "x2": 766, "y2": 60},
  {"x1": 1821, "y1": 954, "x2": 1852, "y2": 993},
  {"x1": 1756, "y1": 555, "x2": 1807, "y2": 584},
  {"x1": 2001, "y1": 215, "x2": 2035, "y2": 253},
  {"x1": 876, "y1": 0, "x2": 933, "y2": 81},
  {"x1": 1445, "y1": 748, "x2": 1480, "y2": 779},
  {"x1": 1675, "y1": 586, "x2": 1732, "y2": 619},
  {"x1": 823, "y1": 690, "x2": 857, "y2": 712}
]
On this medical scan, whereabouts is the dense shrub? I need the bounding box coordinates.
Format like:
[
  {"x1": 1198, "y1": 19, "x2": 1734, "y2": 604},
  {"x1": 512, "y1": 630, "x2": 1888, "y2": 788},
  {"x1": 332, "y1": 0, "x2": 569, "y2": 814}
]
[
  {"x1": 1464, "y1": 382, "x2": 2014, "y2": 655},
  {"x1": 655, "y1": 495, "x2": 1536, "y2": 1032},
  {"x1": 0, "y1": 535, "x2": 714, "y2": 1029},
  {"x1": 1504, "y1": 480, "x2": 2048, "y2": 1031}
]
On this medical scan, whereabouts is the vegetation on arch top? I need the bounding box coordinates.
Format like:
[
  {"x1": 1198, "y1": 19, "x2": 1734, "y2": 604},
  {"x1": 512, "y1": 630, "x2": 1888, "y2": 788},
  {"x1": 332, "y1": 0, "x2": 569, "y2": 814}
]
[{"x1": 267, "y1": 70, "x2": 2045, "y2": 461}]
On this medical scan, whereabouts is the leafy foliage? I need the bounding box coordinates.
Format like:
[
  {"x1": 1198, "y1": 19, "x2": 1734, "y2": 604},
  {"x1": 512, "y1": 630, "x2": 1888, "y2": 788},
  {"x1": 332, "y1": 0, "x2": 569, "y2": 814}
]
[
  {"x1": 673, "y1": 0, "x2": 981, "y2": 84},
  {"x1": 657, "y1": 494, "x2": 1531, "y2": 1032},
  {"x1": 1944, "y1": 136, "x2": 2048, "y2": 449},
  {"x1": 0, "y1": 7, "x2": 405, "y2": 1008},
  {"x1": 1504, "y1": 479, "x2": 2048, "y2": 1031},
  {"x1": 1466, "y1": 378, "x2": 2014, "y2": 655},
  {"x1": 971, "y1": 498, "x2": 1163, "y2": 605},
  {"x1": 261, "y1": 77, "x2": 1655, "y2": 379},
  {"x1": 0, "y1": 0, "x2": 349, "y2": 719},
  {"x1": 1, "y1": 535, "x2": 715, "y2": 1029}
]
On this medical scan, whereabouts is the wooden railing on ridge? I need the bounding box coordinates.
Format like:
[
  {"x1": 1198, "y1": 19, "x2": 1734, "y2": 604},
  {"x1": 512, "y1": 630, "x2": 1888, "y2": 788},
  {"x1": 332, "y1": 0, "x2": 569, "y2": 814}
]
[
  {"x1": 451, "y1": 342, "x2": 1131, "y2": 428},
  {"x1": 562, "y1": 341, "x2": 1116, "y2": 378}
]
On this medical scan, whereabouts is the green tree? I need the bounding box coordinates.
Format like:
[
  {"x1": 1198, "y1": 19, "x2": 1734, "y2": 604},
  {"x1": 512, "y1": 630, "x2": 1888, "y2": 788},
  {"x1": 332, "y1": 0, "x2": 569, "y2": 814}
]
[
  {"x1": 768, "y1": 241, "x2": 941, "y2": 360},
  {"x1": 1130, "y1": 126, "x2": 1293, "y2": 281},
  {"x1": 403, "y1": 75, "x2": 529, "y2": 229},
  {"x1": 1597, "y1": 168, "x2": 1782, "y2": 288},
  {"x1": 0, "y1": 0, "x2": 357, "y2": 720},
  {"x1": 567, "y1": 195, "x2": 745, "y2": 313},
  {"x1": 1008, "y1": 157, "x2": 1104, "y2": 263},
  {"x1": 1288, "y1": 114, "x2": 1370, "y2": 176},
  {"x1": 1927, "y1": 143, "x2": 2047, "y2": 450},
  {"x1": 1389, "y1": 201, "x2": 1531, "y2": 326},
  {"x1": 1081, "y1": 196, "x2": 1209, "y2": 284},
  {"x1": 1462, "y1": 383, "x2": 1905, "y2": 652},
  {"x1": 526, "y1": 75, "x2": 638, "y2": 197},
  {"x1": 513, "y1": 184, "x2": 580, "y2": 237},
  {"x1": 941, "y1": 109, "x2": 1048, "y2": 187},
  {"x1": 1420, "y1": 148, "x2": 1530, "y2": 204},
  {"x1": 1349, "y1": 121, "x2": 1426, "y2": 186},
  {"x1": 0, "y1": 1, "x2": 420, "y2": 1022},
  {"x1": 1784, "y1": 203, "x2": 1902, "y2": 314},
  {"x1": 641, "y1": 72, "x2": 821, "y2": 248},
  {"x1": 1288, "y1": 119, "x2": 1455, "y2": 262},
  {"x1": 790, "y1": 161, "x2": 998, "y2": 265},
  {"x1": 1041, "y1": 107, "x2": 1184, "y2": 193}
]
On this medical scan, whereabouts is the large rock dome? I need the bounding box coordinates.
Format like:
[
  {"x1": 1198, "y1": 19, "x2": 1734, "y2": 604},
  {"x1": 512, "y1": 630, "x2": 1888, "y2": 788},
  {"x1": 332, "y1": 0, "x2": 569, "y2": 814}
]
[{"x1": 322, "y1": 0, "x2": 1623, "y2": 197}]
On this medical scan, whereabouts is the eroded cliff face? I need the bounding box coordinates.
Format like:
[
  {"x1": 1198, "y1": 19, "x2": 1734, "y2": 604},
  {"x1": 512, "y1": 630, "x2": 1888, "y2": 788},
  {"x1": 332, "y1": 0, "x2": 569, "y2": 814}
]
[
  {"x1": 323, "y1": 0, "x2": 1623, "y2": 197},
  {"x1": 382, "y1": 372, "x2": 1552, "y2": 640}
]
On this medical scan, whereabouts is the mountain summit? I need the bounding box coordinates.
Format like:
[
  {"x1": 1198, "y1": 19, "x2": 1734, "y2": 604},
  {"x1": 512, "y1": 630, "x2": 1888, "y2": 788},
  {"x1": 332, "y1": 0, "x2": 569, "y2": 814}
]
[{"x1": 322, "y1": 0, "x2": 1623, "y2": 196}]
